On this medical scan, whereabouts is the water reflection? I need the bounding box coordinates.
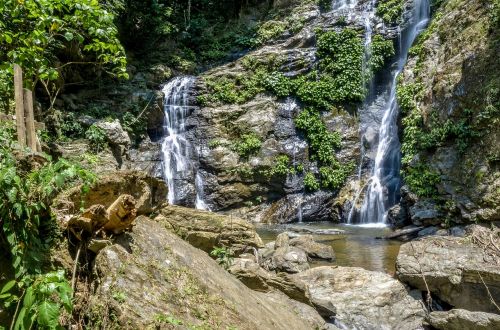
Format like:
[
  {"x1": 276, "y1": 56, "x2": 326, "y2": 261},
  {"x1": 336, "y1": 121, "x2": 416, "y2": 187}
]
[{"x1": 257, "y1": 222, "x2": 401, "y2": 275}]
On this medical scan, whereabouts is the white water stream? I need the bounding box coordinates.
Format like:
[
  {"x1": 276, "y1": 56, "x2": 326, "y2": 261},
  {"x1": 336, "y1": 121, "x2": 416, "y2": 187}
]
[
  {"x1": 356, "y1": 0, "x2": 430, "y2": 224},
  {"x1": 161, "y1": 76, "x2": 209, "y2": 209}
]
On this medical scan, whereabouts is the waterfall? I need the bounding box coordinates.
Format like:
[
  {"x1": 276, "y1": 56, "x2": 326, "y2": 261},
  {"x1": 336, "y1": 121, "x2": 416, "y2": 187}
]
[
  {"x1": 195, "y1": 171, "x2": 210, "y2": 210},
  {"x1": 161, "y1": 76, "x2": 209, "y2": 209},
  {"x1": 357, "y1": 0, "x2": 430, "y2": 224}
]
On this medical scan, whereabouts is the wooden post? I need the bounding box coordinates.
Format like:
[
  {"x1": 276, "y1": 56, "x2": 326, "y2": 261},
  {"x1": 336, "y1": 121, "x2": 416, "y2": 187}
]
[
  {"x1": 13, "y1": 64, "x2": 26, "y2": 146},
  {"x1": 24, "y1": 88, "x2": 37, "y2": 151}
]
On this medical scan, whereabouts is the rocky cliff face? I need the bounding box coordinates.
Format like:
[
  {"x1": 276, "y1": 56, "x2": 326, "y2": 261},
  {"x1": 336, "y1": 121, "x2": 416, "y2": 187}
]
[
  {"x1": 396, "y1": 0, "x2": 499, "y2": 226},
  {"x1": 147, "y1": 0, "x2": 413, "y2": 223}
]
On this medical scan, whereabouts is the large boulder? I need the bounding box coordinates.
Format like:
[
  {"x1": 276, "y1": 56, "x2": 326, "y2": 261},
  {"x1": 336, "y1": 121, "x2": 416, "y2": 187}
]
[
  {"x1": 52, "y1": 170, "x2": 167, "y2": 227},
  {"x1": 228, "y1": 254, "x2": 310, "y2": 304},
  {"x1": 87, "y1": 216, "x2": 325, "y2": 329},
  {"x1": 289, "y1": 235, "x2": 335, "y2": 261},
  {"x1": 429, "y1": 309, "x2": 500, "y2": 330},
  {"x1": 261, "y1": 233, "x2": 310, "y2": 273},
  {"x1": 292, "y1": 266, "x2": 427, "y2": 329},
  {"x1": 156, "y1": 205, "x2": 263, "y2": 254},
  {"x1": 396, "y1": 228, "x2": 500, "y2": 313}
]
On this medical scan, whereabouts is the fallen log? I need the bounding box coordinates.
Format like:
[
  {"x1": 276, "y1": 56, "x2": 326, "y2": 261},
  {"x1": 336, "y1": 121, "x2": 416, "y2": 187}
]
[
  {"x1": 102, "y1": 194, "x2": 137, "y2": 234},
  {"x1": 68, "y1": 204, "x2": 108, "y2": 239}
]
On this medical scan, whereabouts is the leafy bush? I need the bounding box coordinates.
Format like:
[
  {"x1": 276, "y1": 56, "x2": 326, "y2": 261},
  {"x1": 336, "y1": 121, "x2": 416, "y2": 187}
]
[
  {"x1": 376, "y1": 0, "x2": 404, "y2": 25},
  {"x1": 369, "y1": 35, "x2": 395, "y2": 72},
  {"x1": 232, "y1": 133, "x2": 262, "y2": 158},
  {"x1": 85, "y1": 125, "x2": 108, "y2": 153},
  {"x1": 318, "y1": 0, "x2": 332, "y2": 11},
  {"x1": 295, "y1": 108, "x2": 341, "y2": 164},
  {"x1": 255, "y1": 20, "x2": 286, "y2": 44},
  {"x1": 404, "y1": 163, "x2": 441, "y2": 197},
  {"x1": 210, "y1": 246, "x2": 234, "y2": 269},
  {"x1": 304, "y1": 172, "x2": 320, "y2": 191},
  {"x1": 319, "y1": 162, "x2": 354, "y2": 190},
  {"x1": 1, "y1": 270, "x2": 73, "y2": 329}
]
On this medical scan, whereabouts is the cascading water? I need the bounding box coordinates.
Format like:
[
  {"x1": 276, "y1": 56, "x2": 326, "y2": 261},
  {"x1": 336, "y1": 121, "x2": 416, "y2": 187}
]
[
  {"x1": 161, "y1": 76, "x2": 209, "y2": 209},
  {"x1": 357, "y1": 0, "x2": 430, "y2": 225}
]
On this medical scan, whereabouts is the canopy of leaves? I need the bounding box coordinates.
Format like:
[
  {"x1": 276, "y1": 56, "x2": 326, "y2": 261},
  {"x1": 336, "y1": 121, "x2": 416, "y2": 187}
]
[{"x1": 0, "y1": 0, "x2": 128, "y2": 111}]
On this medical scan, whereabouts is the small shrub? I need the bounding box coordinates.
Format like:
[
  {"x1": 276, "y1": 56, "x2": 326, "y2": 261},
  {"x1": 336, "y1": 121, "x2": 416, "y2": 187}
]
[
  {"x1": 304, "y1": 172, "x2": 320, "y2": 191},
  {"x1": 232, "y1": 133, "x2": 262, "y2": 158},
  {"x1": 210, "y1": 246, "x2": 234, "y2": 269},
  {"x1": 85, "y1": 125, "x2": 108, "y2": 153}
]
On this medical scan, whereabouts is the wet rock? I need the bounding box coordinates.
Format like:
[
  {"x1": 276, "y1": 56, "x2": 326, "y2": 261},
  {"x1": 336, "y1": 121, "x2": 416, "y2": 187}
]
[
  {"x1": 261, "y1": 191, "x2": 338, "y2": 223},
  {"x1": 287, "y1": 226, "x2": 345, "y2": 235},
  {"x1": 89, "y1": 216, "x2": 325, "y2": 329},
  {"x1": 262, "y1": 245, "x2": 310, "y2": 274},
  {"x1": 292, "y1": 266, "x2": 426, "y2": 329},
  {"x1": 289, "y1": 235, "x2": 335, "y2": 261},
  {"x1": 157, "y1": 205, "x2": 263, "y2": 255},
  {"x1": 387, "y1": 204, "x2": 408, "y2": 228},
  {"x1": 396, "y1": 233, "x2": 500, "y2": 313},
  {"x1": 429, "y1": 309, "x2": 500, "y2": 330},
  {"x1": 384, "y1": 225, "x2": 424, "y2": 241}
]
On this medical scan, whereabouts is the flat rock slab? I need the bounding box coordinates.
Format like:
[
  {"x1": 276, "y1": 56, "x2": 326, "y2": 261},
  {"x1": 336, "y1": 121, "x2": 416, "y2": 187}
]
[
  {"x1": 287, "y1": 226, "x2": 345, "y2": 235},
  {"x1": 429, "y1": 309, "x2": 500, "y2": 330},
  {"x1": 396, "y1": 235, "x2": 500, "y2": 313},
  {"x1": 89, "y1": 216, "x2": 324, "y2": 329},
  {"x1": 292, "y1": 266, "x2": 426, "y2": 329}
]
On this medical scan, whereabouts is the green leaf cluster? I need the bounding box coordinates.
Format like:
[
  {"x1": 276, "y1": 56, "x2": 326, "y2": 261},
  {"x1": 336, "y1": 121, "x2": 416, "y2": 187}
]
[
  {"x1": 1, "y1": 270, "x2": 73, "y2": 330},
  {"x1": 210, "y1": 246, "x2": 234, "y2": 270},
  {"x1": 231, "y1": 133, "x2": 262, "y2": 158},
  {"x1": 375, "y1": 0, "x2": 405, "y2": 25},
  {"x1": 368, "y1": 35, "x2": 395, "y2": 73},
  {"x1": 0, "y1": 0, "x2": 128, "y2": 112},
  {"x1": 85, "y1": 124, "x2": 108, "y2": 154}
]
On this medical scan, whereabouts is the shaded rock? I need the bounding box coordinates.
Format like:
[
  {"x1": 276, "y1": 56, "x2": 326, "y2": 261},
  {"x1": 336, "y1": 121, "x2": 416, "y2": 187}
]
[
  {"x1": 292, "y1": 266, "x2": 426, "y2": 329},
  {"x1": 429, "y1": 309, "x2": 500, "y2": 330},
  {"x1": 383, "y1": 225, "x2": 424, "y2": 241},
  {"x1": 289, "y1": 235, "x2": 335, "y2": 261},
  {"x1": 89, "y1": 216, "x2": 325, "y2": 329},
  {"x1": 287, "y1": 226, "x2": 345, "y2": 236},
  {"x1": 52, "y1": 170, "x2": 167, "y2": 227},
  {"x1": 396, "y1": 234, "x2": 500, "y2": 313},
  {"x1": 157, "y1": 205, "x2": 263, "y2": 255},
  {"x1": 409, "y1": 200, "x2": 443, "y2": 226}
]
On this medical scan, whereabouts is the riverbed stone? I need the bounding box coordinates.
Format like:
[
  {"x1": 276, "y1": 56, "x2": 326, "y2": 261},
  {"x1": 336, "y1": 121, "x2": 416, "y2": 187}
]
[
  {"x1": 396, "y1": 230, "x2": 500, "y2": 313},
  {"x1": 292, "y1": 266, "x2": 427, "y2": 329},
  {"x1": 89, "y1": 216, "x2": 325, "y2": 329},
  {"x1": 289, "y1": 235, "x2": 335, "y2": 261},
  {"x1": 428, "y1": 309, "x2": 500, "y2": 330}
]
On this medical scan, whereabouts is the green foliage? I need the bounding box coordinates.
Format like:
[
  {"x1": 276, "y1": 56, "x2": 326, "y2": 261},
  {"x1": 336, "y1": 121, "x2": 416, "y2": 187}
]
[
  {"x1": 231, "y1": 133, "x2": 262, "y2": 158},
  {"x1": 265, "y1": 155, "x2": 293, "y2": 178},
  {"x1": 85, "y1": 125, "x2": 107, "y2": 153},
  {"x1": 318, "y1": 0, "x2": 332, "y2": 11},
  {"x1": 154, "y1": 314, "x2": 183, "y2": 325},
  {"x1": 319, "y1": 162, "x2": 355, "y2": 190},
  {"x1": 369, "y1": 35, "x2": 395, "y2": 72},
  {"x1": 201, "y1": 73, "x2": 266, "y2": 105},
  {"x1": 255, "y1": 20, "x2": 286, "y2": 44},
  {"x1": 376, "y1": 0, "x2": 404, "y2": 25},
  {"x1": 404, "y1": 163, "x2": 441, "y2": 197},
  {"x1": 0, "y1": 0, "x2": 128, "y2": 110},
  {"x1": 210, "y1": 246, "x2": 234, "y2": 269},
  {"x1": 295, "y1": 108, "x2": 341, "y2": 164},
  {"x1": 1, "y1": 270, "x2": 73, "y2": 330},
  {"x1": 59, "y1": 113, "x2": 84, "y2": 139},
  {"x1": 262, "y1": 71, "x2": 295, "y2": 97},
  {"x1": 304, "y1": 172, "x2": 320, "y2": 191}
]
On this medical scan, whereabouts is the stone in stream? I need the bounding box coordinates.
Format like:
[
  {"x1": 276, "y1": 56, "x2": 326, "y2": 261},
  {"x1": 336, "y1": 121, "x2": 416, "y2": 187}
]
[
  {"x1": 89, "y1": 216, "x2": 325, "y2": 329},
  {"x1": 396, "y1": 225, "x2": 500, "y2": 313},
  {"x1": 292, "y1": 266, "x2": 427, "y2": 329},
  {"x1": 289, "y1": 235, "x2": 335, "y2": 261},
  {"x1": 428, "y1": 309, "x2": 500, "y2": 330}
]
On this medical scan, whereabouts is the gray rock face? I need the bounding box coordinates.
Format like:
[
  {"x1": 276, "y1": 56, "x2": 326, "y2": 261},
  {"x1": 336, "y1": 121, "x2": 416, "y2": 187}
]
[
  {"x1": 396, "y1": 232, "x2": 500, "y2": 313},
  {"x1": 292, "y1": 266, "x2": 427, "y2": 329},
  {"x1": 289, "y1": 235, "x2": 335, "y2": 261},
  {"x1": 95, "y1": 119, "x2": 131, "y2": 148},
  {"x1": 89, "y1": 216, "x2": 325, "y2": 329},
  {"x1": 429, "y1": 309, "x2": 500, "y2": 330},
  {"x1": 156, "y1": 205, "x2": 263, "y2": 255}
]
